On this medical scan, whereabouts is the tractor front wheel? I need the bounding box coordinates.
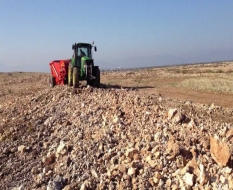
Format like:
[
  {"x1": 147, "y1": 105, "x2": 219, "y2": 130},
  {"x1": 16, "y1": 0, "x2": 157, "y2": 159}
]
[
  {"x1": 73, "y1": 67, "x2": 79, "y2": 88},
  {"x1": 87, "y1": 79, "x2": 92, "y2": 86},
  {"x1": 49, "y1": 76, "x2": 55, "y2": 88},
  {"x1": 93, "y1": 66, "x2": 100, "y2": 88},
  {"x1": 68, "y1": 63, "x2": 73, "y2": 86}
]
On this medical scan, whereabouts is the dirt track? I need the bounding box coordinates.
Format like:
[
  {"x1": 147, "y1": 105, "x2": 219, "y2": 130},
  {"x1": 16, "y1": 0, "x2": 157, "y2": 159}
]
[{"x1": 101, "y1": 62, "x2": 233, "y2": 109}]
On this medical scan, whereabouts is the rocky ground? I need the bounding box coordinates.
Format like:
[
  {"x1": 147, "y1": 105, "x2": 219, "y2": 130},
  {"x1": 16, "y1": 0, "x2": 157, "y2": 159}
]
[{"x1": 0, "y1": 81, "x2": 233, "y2": 189}]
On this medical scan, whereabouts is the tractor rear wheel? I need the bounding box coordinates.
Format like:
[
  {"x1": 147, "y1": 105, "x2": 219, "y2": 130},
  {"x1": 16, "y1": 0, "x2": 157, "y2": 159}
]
[
  {"x1": 68, "y1": 63, "x2": 73, "y2": 86},
  {"x1": 93, "y1": 66, "x2": 100, "y2": 88},
  {"x1": 49, "y1": 76, "x2": 55, "y2": 88},
  {"x1": 73, "y1": 67, "x2": 79, "y2": 88}
]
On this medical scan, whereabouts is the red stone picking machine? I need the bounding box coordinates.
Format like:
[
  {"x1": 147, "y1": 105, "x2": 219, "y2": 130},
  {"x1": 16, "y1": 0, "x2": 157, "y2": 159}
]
[{"x1": 49, "y1": 59, "x2": 70, "y2": 86}]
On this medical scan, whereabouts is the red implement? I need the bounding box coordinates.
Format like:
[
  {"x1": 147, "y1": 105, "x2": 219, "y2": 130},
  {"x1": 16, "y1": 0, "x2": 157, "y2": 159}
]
[{"x1": 49, "y1": 59, "x2": 69, "y2": 86}]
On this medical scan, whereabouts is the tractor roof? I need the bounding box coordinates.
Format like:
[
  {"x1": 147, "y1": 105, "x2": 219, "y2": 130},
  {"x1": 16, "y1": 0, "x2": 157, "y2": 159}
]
[
  {"x1": 76, "y1": 43, "x2": 91, "y2": 46},
  {"x1": 72, "y1": 43, "x2": 93, "y2": 50}
]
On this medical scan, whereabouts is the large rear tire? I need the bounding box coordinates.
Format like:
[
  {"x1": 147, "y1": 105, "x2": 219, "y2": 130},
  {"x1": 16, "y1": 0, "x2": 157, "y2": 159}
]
[
  {"x1": 73, "y1": 67, "x2": 79, "y2": 88},
  {"x1": 93, "y1": 66, "x2": 100, "y2": 88},
  {"x1": 49, "y1": 76, "x2": 55, "y2": 88},
  {"x1": 68, "y1": 63, "x2": 73, "y2": 86}
]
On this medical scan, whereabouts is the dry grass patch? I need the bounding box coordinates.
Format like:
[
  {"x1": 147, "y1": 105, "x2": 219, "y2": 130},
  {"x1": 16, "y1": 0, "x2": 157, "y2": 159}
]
[{"x1": 179, "y1": 76, "x2": 233, "y2": 93}]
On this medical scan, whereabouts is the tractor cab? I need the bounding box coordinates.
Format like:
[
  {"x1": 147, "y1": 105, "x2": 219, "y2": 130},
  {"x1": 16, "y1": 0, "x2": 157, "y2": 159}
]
[
  {"x1": 71, "y1": 43, "x2": 97, "y2": 70},
  {"x1": 72, "y1": 43, "x2": 97, "y2": 59}
]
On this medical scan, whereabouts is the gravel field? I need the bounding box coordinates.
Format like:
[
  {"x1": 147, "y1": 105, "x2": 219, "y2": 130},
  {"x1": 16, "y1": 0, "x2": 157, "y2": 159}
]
[{"x1": 0, "y1": 62, "x2": 233, "y2": 189}]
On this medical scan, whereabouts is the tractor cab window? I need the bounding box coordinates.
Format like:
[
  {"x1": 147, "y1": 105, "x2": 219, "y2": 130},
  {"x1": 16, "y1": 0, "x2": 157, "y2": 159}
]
[{"x1": 77, "y1": 46, "x2": 91, "y2": 58}]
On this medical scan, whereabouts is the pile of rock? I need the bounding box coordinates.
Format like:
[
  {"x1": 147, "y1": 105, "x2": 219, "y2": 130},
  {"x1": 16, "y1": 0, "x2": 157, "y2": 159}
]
[{"x1": 0, "y1": 85, "x2": 232, "y2": 189}]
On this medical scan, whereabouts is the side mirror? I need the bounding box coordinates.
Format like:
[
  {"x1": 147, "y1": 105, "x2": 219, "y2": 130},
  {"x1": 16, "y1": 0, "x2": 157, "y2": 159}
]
[
  {"x1": 72, "y1": 44, "x2": 74, "y2": 50},
  {"x1": 94, "y1": 46, "x2": 97, "y2": 52}
]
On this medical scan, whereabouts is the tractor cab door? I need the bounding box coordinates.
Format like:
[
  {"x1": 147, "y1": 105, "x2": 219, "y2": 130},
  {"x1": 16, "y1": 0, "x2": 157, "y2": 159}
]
[{"x1": 76, "y1": 45, "x2": 92, "y2": 59}]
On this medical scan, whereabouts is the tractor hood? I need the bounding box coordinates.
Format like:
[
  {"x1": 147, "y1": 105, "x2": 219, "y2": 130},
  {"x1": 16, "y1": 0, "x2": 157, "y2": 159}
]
[{"x1": 81, "y1": 56, "x2": 92, "y2": 61}]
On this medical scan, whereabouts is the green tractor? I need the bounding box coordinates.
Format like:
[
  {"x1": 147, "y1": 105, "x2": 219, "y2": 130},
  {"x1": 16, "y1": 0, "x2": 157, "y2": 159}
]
[{"x1": 68, "y1": 42, "x2": 100, "y2": 88}]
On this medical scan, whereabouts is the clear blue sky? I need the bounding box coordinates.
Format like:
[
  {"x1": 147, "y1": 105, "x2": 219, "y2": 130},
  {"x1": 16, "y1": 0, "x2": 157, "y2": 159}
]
[{"x1": 1, "y1": 0, "x2": 233, "y2": 72}]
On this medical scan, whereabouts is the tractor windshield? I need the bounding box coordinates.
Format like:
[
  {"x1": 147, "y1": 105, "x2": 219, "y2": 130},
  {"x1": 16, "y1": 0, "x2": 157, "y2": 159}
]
[{"x1": 76, "y1": 46, "x2": 92, "y2": 58}]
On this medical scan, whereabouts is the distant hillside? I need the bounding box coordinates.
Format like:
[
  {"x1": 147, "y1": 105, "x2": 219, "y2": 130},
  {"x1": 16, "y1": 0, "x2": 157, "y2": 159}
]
[{"x1": 101, "y1": 60, "x2": 233, "y2": 71}]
